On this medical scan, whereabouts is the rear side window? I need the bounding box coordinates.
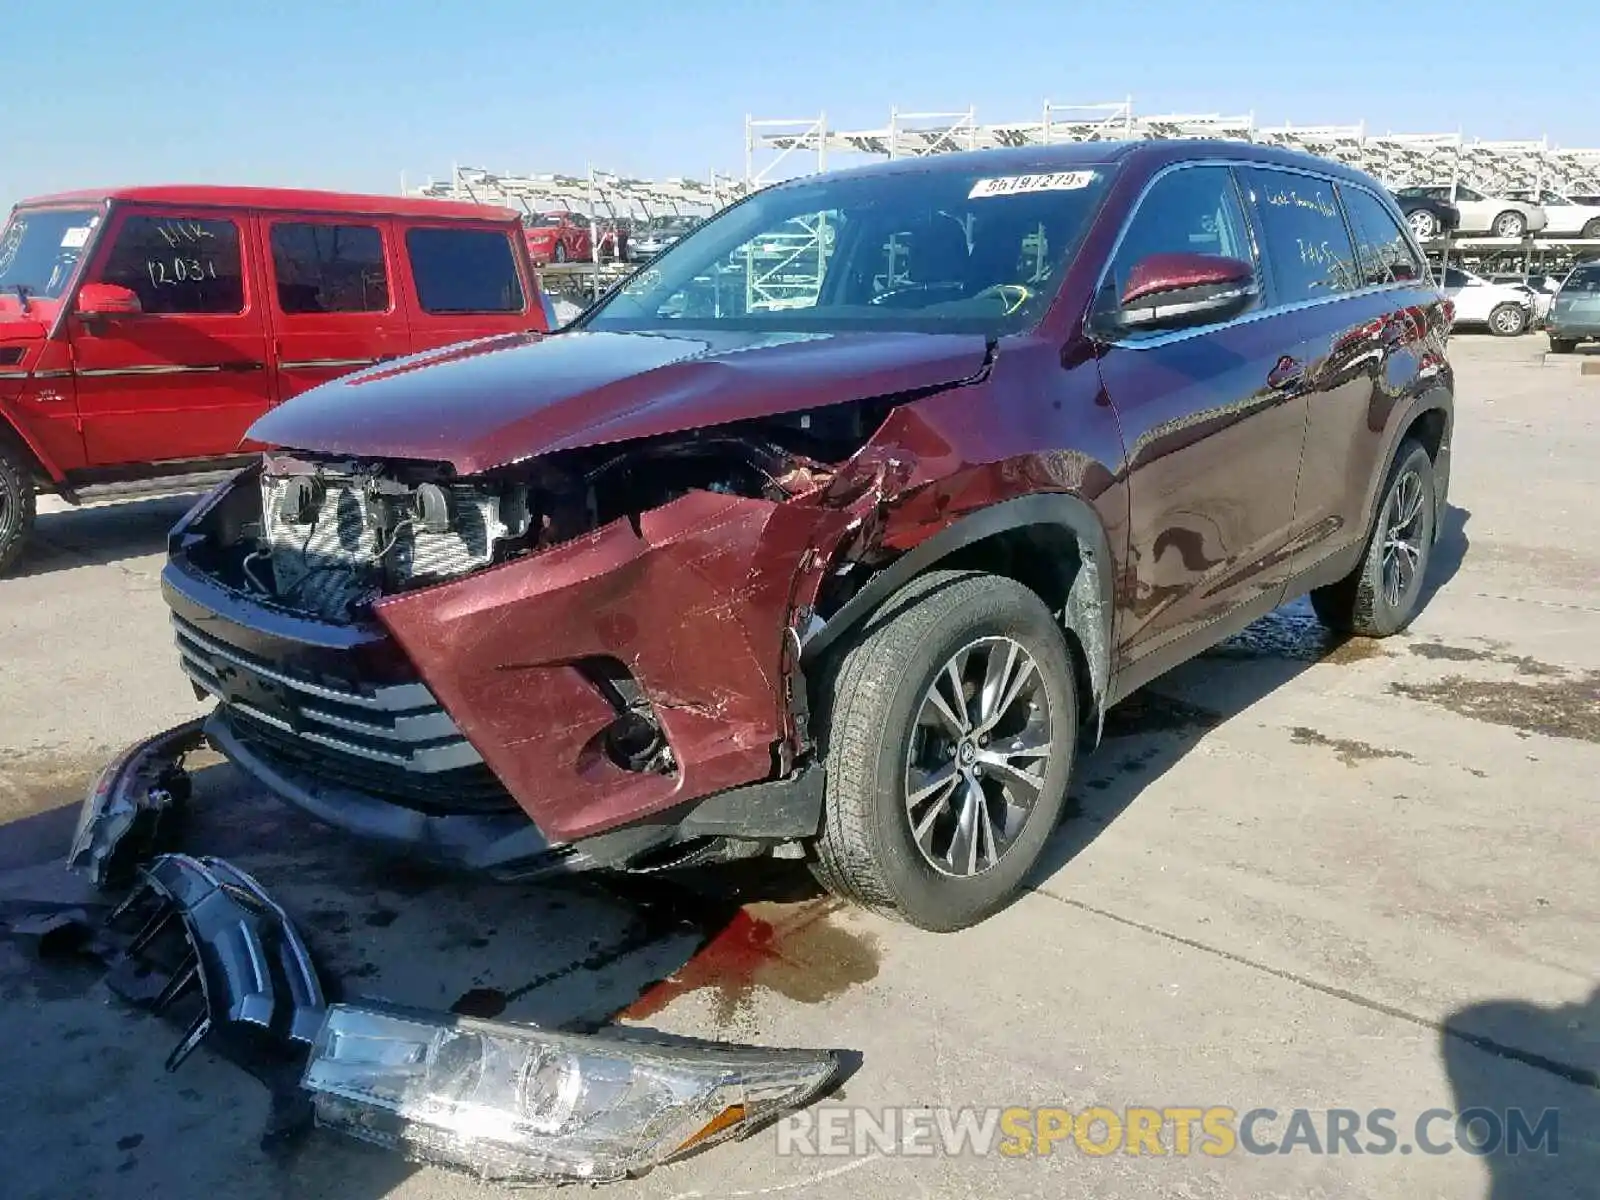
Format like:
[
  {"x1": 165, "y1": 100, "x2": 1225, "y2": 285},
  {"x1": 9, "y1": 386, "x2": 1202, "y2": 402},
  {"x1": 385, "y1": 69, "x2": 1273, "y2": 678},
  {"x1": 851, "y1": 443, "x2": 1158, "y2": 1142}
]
[
  {"x1": 1341, "y1": 187, "x2": 1426, "y2": 286},
  {"x1": 270, "y1": 223, "x2": 389, "y2": 314},
  {"x1": 1562, "y1": 265, "x2": 1600, "y2": 293},
  {"x1": 98, "y1": 215, "x2": 244, "y2": 315},
  {"x1": 1105, "y1": 164, "x2": 1256, "y2": 312},
  {"x1": 1238, "y1": 168, "x2": 1360, "y2": 303},
  {"x1": 405, "y1": 228, "x2": 524, "y2": 314}
]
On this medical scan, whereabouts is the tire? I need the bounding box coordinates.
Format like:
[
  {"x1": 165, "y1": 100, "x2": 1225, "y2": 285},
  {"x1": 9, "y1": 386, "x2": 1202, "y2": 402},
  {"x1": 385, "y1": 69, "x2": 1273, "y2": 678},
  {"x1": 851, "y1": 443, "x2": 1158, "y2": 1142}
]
[
  {"x1": 811, "y1": 570, "x2": 1078, "y2": 932},
  {"x1": 0, "y1": 440, "x2": 37, "y2": 577},
  {"x1": 1309, "y1": 440, "x2": 1436, "y2": 639},
  {"x1": 1491, "y1": 211, "x2": 1527, "y2": 238},
  {"x1": 1487, "y1": 302, "x2": 1528, "y2": 337},
  {"x1": 1582, "y1": 218, "x2": 1600, "y2": 239},
  {"x1": 553, "y1": 242, "x2": 568, "y2": 264},
  {"x1": 1549, "y1": 337, "x2": 1577, "y2": 354},
  {"x1": 1407, "y1": 209, "x2": 1440, "y2": 240}
]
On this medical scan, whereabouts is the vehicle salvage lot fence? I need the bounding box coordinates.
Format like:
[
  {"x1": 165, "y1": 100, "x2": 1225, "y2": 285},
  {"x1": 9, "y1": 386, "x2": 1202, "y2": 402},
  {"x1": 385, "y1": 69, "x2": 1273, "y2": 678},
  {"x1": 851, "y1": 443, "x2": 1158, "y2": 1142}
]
[{"x1": 0, "y1": 334, "x2": 1596, "y2": 1197}]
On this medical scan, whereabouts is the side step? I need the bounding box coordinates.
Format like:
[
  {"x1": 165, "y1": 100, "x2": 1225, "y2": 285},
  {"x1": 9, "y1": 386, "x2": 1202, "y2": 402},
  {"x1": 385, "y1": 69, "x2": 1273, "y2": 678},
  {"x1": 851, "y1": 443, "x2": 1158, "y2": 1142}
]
[{"x1": 61, "y1": 469, "x2": 243, "y2": 506}]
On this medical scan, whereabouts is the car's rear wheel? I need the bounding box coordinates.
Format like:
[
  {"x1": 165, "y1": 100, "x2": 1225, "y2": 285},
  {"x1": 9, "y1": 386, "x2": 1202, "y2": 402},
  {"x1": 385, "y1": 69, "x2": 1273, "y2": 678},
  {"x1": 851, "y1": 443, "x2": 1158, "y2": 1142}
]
[
  {"x1": 1488, "y1": 302, "x2": 1529, "y2": 336},
  {"x1": 1582, "y1": 218, "x2": 1600, "y2": 239},
  {"x1": 1310, "y1": 439, "x2": 1436, "y2": 638},
  {"x1": 811, "y1": 570, "x2": 1077, "y2": 932},
  {"x1": 1549, "y1": 336, "x2": 1577, "y2": 354},
  {"x1": 1491, "y1": 211, "x2": 1528, "y2": 238},
  {"x1": 1407, "y1": 209, "x2": 1440, "y2": 240},
  {"x1": 0, "y1": 441, "x2": 38, "y2": 577}
]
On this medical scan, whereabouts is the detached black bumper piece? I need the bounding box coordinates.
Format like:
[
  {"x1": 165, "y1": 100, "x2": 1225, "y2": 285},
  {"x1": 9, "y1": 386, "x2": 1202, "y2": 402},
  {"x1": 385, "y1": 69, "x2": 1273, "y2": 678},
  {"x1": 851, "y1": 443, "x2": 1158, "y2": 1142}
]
[
  {"x1": 105, "y1": 854, "x2": 326, "y2": 1072},
  {"x1": 68, "y1": 719, "x2": 206, "y2": 889}
]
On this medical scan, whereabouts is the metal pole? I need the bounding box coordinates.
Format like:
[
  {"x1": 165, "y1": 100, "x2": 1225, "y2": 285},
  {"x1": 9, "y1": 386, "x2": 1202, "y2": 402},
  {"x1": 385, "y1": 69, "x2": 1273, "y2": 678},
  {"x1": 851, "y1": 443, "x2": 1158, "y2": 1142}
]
[
  {"x1": 588, "y1": 166, "x2": 600, "y2": 303},
  {"x1": 818, "y1": 111, "x2": 828, "y2": 172}
]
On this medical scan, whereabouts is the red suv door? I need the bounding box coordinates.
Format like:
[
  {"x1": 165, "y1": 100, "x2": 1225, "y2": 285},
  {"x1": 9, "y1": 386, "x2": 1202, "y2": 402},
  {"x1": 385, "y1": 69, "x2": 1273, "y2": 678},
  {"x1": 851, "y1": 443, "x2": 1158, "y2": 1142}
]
[
  {"x1": 66, "y1": 206, "x2": 272, "y2": 466},
  {"x1": 259, "y1": 214, "x2": 410, "y2": 402},
  {"x1": 397, "y1": 221, "x2": 541, "y2": 351}
]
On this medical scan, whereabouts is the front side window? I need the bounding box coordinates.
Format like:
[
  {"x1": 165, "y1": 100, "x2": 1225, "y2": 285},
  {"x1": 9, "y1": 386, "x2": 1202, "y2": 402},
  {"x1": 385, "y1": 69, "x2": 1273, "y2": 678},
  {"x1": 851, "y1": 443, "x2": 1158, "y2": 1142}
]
[
  {"x1": 1238, "y1": 168, "x2": 1360, "y2": 303},
  {"x1": 98, "y1": 215, "x2": 244, "y2": 315},
  {"x1": 583, "y1": 164, "x2": 1115, "y2": 336},
  {"x1": 1341, "y1": 187, "x2": 1426, "y2": 286},
  {"x1": 405, "y1": 228, "x2": 524, "y2": 314},
  {"x1": 0, "y1": 208, "x2": 100, "y2": 301},
  {"x1": 270, "y1": 223, "x2": 389, "y2": 314},
  {"x1": 1104, "y1": 164, "x2": 1256, "y2": 315},
  {"x1": 1456, "y1": 186, "x2": 1485, "y2": 202}
]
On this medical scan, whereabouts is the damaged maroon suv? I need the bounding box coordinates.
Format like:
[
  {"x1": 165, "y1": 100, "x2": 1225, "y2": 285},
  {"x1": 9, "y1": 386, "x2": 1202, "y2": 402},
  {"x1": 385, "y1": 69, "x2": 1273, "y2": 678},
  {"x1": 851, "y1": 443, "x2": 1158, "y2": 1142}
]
[{"x1": 156, "y1": 141, "x2": 1453, "y2": 930}]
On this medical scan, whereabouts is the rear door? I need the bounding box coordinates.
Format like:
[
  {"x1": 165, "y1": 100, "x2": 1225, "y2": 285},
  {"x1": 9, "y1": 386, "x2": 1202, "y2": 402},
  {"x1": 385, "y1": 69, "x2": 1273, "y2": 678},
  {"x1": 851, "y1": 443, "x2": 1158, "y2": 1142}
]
[
  {"x1": 67, "y1": 206, "x2": 272, "y2": 466},
  {"x1": 1094, "y1": 162, "x2": 1308, "y2": 665},
  {"x1": 261, "y1": 214, "x2": 408, "y2": 402},
  {"x1": 396, "y1": 222, "x2": 537, "y2": 353},
  {"x1": 1284, "y1": 181, "x2": 1445, "y2": 578}
]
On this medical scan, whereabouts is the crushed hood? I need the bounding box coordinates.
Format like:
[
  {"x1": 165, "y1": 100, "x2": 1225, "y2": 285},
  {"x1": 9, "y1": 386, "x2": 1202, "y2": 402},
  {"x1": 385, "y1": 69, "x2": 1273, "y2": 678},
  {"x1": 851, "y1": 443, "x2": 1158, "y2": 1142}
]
[{"x1": 247, "y1": 328, "x2": 990, "y2": 474}]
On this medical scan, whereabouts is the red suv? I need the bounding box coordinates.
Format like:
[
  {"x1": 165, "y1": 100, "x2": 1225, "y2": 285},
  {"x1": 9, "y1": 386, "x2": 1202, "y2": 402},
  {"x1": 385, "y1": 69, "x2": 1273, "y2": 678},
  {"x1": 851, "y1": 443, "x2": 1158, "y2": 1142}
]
[
  {"x1": 151, "y1": 142, "x2": 1453, "y2": 930},
  {"x1": 0, "y1": 187, "x2": 546, "y2": 573}
]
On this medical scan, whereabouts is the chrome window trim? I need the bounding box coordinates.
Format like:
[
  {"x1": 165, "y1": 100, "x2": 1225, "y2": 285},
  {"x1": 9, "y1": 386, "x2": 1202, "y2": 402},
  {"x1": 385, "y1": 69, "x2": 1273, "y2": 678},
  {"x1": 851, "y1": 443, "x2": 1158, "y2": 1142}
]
[{"x1": 1087, "y1": 158, "x2": 1431, "y2": 352}]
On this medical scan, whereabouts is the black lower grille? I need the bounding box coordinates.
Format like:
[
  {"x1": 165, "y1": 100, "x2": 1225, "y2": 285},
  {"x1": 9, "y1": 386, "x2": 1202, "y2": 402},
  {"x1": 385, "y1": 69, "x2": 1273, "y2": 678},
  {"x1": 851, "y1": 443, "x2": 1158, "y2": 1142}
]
[{"x1": 225, "y1": 709, "x2": 516, "y2": 815}]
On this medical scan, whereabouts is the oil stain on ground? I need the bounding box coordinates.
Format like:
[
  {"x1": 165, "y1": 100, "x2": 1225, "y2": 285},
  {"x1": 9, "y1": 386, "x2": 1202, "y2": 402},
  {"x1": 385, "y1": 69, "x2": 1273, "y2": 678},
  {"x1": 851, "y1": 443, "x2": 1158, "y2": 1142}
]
[
  {"x1": 620, "y1": 898, "x2": 879, "y2": 1030},
  {"x1": 1290, "y1": 727, "x2": 1415, "y2": 767},
  {"x1": 1391, "y1": 671, "x2": 1600, "y2": 744}
]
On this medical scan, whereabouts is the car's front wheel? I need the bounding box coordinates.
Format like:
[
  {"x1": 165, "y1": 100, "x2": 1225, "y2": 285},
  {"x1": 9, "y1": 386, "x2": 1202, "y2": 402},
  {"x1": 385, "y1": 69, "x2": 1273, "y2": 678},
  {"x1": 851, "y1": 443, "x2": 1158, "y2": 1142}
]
[
  {"x1": 1310, "y1": 439, "x2": 1436, "y2": 638},
  {"x1": 811, "y1": 570, "x2": 1078, "y2": 932},
  {"x1": 1583, "y1": 218, "x2": 1600, "y2": 239},
  {"x1": 1488, "y1": 302, "x2": 1529, "y2": 337},
  {"x1": 0, "y1": 440, "x2": 37, "y2": 577}
]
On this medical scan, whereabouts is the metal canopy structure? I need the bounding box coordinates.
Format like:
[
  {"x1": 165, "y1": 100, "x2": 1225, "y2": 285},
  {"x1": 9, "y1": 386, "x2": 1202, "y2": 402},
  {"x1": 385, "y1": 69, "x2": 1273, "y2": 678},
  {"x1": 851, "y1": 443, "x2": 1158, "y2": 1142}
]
[
  {"x1": 745, "y1": 102, "x2": 1600, "y2": 200},
  {"x1": 408, "y1": 166, "x2": 745, "y2": 221}
]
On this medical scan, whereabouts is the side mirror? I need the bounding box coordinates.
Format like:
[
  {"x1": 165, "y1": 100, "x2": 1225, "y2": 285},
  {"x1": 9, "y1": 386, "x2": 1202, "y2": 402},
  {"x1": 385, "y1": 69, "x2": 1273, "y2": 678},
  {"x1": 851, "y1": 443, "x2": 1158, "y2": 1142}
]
[
  {"x1": 1106, "y1": 252, "x2": 1256, "y2": 334},
  {"x1": 75, "y1": 283, "x2": 142, "y2": 318}
]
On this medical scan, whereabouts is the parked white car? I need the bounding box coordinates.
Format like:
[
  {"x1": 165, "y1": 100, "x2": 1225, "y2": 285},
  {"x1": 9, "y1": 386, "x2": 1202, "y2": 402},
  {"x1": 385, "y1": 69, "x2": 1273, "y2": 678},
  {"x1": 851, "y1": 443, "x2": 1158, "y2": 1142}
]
[
  {"x1": 1489, "y1": 273, "x2": 1560, "y2": 323},
  {"x1": 1509, "y1": 190, "x2": 1600, "y2": 238},
  {"x1": 1397, "y1": 185, "x2": 1548, "y2": 238},
  {"x1": 1442, "y1": 266, "x2": 1534, "y2": 336}
]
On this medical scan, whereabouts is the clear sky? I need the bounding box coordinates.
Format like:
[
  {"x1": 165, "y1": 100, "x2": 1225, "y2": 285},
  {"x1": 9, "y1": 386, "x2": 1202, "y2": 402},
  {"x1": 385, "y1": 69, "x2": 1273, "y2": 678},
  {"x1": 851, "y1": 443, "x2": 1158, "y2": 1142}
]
[{"x1": 4, "y1": 0, "x2": 1592, "y2": 213}]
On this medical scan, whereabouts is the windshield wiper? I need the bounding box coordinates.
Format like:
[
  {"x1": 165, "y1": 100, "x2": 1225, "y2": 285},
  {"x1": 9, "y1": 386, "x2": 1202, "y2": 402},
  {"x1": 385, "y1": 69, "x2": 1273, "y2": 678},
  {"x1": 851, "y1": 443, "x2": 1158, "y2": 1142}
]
[{"x1": 8, "y1": 283, "x2": 33, "y2": 314}]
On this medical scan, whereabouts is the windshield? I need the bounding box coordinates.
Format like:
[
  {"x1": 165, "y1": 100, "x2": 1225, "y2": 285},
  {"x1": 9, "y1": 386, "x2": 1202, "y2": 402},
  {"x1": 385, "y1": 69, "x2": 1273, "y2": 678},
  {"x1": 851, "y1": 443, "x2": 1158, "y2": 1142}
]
[
  {"x1": 1561, "y1": 265, "x2": 1600, "y2": 293},
  {"x1": 583, "y1": 164, "x2": 1115, "y2": 336},
  {"x1": 0, "y1": 207, "x2": 102, "y2": 302},
  {"x1": 530, "y1": 214, "x2": 570, "y2": 228}
]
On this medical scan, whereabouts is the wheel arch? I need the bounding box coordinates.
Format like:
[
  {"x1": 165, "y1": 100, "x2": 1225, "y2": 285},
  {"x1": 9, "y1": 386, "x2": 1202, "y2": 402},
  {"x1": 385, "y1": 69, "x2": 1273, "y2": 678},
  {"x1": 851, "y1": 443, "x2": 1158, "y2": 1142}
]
[
  {"x1": 0, "y1": 409, "x2": 61, "y2": 487},
  {"x1": 1361, "y1": 387, "x2": 1454, "y2": 549},
  {"x1": 800, "y1": 493, "x2": 1116, "y2": 728}
]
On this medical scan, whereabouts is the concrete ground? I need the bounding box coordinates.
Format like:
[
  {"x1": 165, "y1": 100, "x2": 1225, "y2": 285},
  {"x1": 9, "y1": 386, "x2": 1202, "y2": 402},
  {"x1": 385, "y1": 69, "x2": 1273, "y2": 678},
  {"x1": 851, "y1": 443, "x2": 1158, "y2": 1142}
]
[{"x1": 0, "y1": 334, "x2": 1595, "y2": 1199}]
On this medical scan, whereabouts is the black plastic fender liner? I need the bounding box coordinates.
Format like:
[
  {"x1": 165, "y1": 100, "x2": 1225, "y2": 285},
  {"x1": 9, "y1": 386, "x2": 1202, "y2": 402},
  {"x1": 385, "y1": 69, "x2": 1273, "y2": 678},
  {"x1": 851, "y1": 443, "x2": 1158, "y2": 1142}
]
[{"x1": 799, "y1": 493, "x2": 1116, "y2": 720}]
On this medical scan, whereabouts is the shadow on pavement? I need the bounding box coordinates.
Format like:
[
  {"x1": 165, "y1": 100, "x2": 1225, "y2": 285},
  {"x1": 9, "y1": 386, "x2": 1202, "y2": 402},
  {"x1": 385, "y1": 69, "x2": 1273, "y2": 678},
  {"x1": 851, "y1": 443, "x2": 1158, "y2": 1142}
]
[
  {"x1": 9, "y1": 493, "x2": 200, "y2": 579},
  {"x1": 1442, "y1": 986, "x2": 1600, "y2": 1198},
  {"x1": 1035, "y1": 504, "x2": 1470, "y2": 881}
]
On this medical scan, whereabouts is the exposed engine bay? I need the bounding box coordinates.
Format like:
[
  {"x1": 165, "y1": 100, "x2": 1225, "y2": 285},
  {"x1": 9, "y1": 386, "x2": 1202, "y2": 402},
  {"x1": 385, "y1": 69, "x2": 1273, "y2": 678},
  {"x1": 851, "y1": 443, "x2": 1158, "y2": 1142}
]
[{"x1": 219, "y1": 417, "x2": 862, "y2": 622}]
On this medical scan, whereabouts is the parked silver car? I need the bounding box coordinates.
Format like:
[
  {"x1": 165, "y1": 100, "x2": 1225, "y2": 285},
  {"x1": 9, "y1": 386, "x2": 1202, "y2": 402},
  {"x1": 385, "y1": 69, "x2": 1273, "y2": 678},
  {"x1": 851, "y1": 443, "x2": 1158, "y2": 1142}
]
[
  {"x1": 1396, "y1": 185, "x2": 1547, "y2": 238},
  {"x1": 1509, "y1": 190, "x2": 1600, "y2": 238}
]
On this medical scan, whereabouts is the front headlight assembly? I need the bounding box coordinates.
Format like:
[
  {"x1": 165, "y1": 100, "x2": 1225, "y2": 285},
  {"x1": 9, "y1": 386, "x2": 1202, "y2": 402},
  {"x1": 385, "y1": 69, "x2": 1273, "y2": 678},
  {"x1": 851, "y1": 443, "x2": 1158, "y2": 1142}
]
[{"x1": 303, "y1": 1003, "x2": 841, "y2": 1184}]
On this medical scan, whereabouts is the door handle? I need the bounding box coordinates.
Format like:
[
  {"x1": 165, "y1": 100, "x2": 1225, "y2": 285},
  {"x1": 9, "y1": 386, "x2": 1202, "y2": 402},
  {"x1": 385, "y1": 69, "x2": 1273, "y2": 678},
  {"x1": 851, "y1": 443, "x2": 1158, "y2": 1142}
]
[{"x1": 1267, "y1": 356, "x2": 1305, "y2": 391}]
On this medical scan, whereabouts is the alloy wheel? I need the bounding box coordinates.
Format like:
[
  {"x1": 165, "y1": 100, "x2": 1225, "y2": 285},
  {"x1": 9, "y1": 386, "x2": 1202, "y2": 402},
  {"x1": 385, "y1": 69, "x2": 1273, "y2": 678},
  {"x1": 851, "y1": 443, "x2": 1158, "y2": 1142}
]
[
  {"x1": 1492, "y1": 305, "x2": 1526, "y2": 335},
  {"x1": 1493, "y1": 214, "x2": 1525, "y2": 238},
  {"x1": 903, "y1": 636, "x2": 1056, "y2": 877},
  {"x1": 1380, "y1": 469, "x2": 1427, "y2": 610},
  {"x1": 1408, "y1": 211, "x2": 1437, "y2": 239}
]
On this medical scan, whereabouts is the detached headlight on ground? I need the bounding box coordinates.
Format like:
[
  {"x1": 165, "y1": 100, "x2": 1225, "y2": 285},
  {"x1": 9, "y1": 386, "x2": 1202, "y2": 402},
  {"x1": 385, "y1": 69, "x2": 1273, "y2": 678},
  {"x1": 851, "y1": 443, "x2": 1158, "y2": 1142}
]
[{"x1": 302, "y1": 1003, "x2": 841, "y2": 1183}]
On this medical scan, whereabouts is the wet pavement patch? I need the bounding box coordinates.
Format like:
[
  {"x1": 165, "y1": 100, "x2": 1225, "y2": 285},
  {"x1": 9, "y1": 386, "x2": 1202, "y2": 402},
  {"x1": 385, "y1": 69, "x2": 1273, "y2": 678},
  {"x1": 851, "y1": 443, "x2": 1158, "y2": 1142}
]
[
  {"x1": 1290, "y1": 727, "x2": 1415, "y2": 767},
  {"x1": 1408, "y1": 642, "x2": 1566, "y2": 676},
  {"x1": 1391, "y1": 671, "x2": 1600, "y2": 743},
  {"x1": 1203, "y1": 605, "x2": 1388, "y2": 666},
  {"x1": 620, "y1": 899, "x2": 879, "y2": 1030}
]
